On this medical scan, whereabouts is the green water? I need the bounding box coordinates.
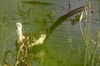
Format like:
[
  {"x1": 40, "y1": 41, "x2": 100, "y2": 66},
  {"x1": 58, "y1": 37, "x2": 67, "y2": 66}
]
[{"x1": 0, "y1": 0, "x2": 100, "y2": 66}]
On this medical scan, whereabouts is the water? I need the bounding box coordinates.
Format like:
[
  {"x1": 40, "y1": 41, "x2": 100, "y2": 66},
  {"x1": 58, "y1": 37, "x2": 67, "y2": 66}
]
[{"x1": 0, "y1": 0, "x2": 100, "y2": 66}]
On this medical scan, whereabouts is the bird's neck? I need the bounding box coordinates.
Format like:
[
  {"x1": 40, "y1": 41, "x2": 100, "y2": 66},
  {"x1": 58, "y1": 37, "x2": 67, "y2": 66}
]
[{"x1": 17, "y1": 28, "x2": 22, "y2": 43}]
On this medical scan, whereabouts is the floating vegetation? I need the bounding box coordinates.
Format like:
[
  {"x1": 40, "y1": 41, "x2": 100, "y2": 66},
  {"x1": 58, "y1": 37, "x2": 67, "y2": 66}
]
[{"x1": 22, "y1": 1, "x2": 53, "y2": 6}]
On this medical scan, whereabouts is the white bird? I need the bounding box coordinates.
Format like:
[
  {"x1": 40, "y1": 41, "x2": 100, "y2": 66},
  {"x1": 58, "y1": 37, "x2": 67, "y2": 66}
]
[
  {"x1": 15, "y1": 22, "x2": 47, "y2": 66},
  {"x1": 16, "y1": 22, "x2": 46, "y2": 48}
]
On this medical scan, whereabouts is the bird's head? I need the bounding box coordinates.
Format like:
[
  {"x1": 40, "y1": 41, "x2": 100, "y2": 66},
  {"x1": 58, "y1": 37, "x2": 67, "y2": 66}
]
[{"x1": 16, "y1": 22, "x2": 22, "y2": 29}]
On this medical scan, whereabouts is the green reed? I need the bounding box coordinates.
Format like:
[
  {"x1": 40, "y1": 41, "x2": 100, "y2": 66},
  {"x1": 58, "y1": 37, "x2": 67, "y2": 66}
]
[
  {"x1": 79, "y1": 3, "x2": 92, "y2": 66},
  {"x1": 91, "y1": 31, "x2": 100, "y2": 66},
  {"x1": 79, "y1": 2, "x2": 100, "y2": 66}
]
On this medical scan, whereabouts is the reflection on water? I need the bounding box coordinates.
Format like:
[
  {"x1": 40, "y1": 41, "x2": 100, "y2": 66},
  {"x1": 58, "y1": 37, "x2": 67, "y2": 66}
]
[{"x1": 0, "y1": 0, "x2": 100, "y2": 66}]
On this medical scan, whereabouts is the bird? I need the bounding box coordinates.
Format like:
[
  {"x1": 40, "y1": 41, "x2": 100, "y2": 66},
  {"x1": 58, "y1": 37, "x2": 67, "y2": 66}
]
[
  {"x1": 16, "y1": 22, "x2": 46, "y2": 47},
  {"x1": 15, "y1": 22, "x2": 47, "y2": 66}
]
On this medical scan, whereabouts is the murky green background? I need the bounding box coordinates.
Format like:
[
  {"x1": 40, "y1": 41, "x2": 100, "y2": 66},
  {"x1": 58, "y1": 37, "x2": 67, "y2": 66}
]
[{"x1": 0, "y1": 0, "x2": 99, "y2": 66}]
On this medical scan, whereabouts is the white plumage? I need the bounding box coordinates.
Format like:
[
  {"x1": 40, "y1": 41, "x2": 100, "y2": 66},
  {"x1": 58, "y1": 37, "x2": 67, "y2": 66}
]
[
  {"x1": 16, "y1": 22, "x2": 23, "y2": 43},
  {"x1": 30, "y1": 34, "x2": 46, "y2": 47},
  {"x1": 16, "y1": 22, "x2": 46, "y2": 47}
]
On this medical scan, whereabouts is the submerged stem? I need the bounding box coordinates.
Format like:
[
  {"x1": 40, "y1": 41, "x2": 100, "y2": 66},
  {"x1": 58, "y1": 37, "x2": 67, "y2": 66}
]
[{"x1": 91, "y1": 31, "x2": 100, "y2": 66}]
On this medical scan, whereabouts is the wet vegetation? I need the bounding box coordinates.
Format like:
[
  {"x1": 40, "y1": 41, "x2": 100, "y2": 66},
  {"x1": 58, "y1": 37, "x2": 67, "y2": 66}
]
[
  {"x1": 23, "y1": 1, "x2": 53, "y2": 5},
  {"x1": 0, "y1": 0, "x2": 100, "y2": 66}
]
